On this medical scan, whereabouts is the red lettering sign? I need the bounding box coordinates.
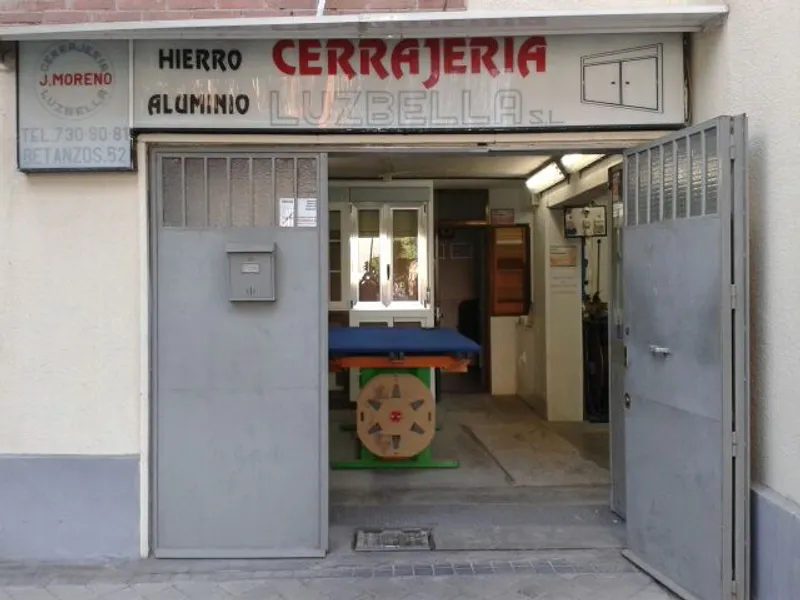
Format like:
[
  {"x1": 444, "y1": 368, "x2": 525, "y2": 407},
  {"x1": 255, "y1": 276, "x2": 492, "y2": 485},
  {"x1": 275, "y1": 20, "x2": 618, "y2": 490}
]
[
  {"x1": 271, "y1": 37, "x2": 546, "y2": 89},
  {"x1": 42, "y1": 72, "x2": 113, "y2": 87}
]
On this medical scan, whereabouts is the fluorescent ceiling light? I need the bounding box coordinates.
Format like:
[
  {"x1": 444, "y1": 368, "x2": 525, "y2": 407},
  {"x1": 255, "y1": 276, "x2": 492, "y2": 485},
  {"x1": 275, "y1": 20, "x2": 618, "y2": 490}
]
[
  {"x1": 525, "y1": 162, "x2": 565, "y2": 194},
  {"x1": 559, "y1": 153, "x2": 605, "y2": 173}
]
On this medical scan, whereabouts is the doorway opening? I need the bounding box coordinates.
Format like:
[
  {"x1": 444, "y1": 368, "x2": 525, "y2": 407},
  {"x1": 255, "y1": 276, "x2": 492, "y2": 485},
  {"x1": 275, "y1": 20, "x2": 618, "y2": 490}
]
[{"x1": 326, "y1": 150, "x2": 622, "y2": 557}]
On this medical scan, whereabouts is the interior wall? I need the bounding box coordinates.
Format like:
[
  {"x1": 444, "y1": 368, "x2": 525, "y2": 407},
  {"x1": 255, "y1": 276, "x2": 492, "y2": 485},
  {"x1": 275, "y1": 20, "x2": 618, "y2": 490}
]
[
  {"x1": 691, "y1": 0, "x2": 800, "y2": 517},
  {"x1": 539, "y1": 203, "x2": 584, "y2": 421},
  {"x1": 525, "y1": 196, "x2": 549, "y2": 417},
  {"x1": 434, "y1": 189, "x2": 487, "y2": 333},
  {"x1": 529, "y1": 161, "x2": 618, "y2": 423},
  {"x1": 487, "y1": 184, "x2": 533, "y2": 396},
  {"x1": 582, "y1": 195, "x2": 613, "y2": 302}
]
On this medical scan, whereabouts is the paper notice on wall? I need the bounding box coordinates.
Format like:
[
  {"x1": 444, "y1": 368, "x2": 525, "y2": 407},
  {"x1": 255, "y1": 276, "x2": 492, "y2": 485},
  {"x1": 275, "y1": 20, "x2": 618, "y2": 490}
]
[
  {"x1": 551, "y1": 271, "x2": 580, "y2": 295},
  {"x1": 549, "y1": 245, "x2": 578, "y2": 267},
  {"x1": 279, "y1": 197, "x2": 295, "y2": 228},
  {"x1": 297, "y1": 197, "x2": 318, "y2": 227}
]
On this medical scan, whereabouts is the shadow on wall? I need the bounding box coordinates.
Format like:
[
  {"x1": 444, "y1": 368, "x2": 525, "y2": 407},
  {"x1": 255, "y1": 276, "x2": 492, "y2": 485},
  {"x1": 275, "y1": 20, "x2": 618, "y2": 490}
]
[{"x1": 746, "y1": 132, "x2": 766, "y2": 485}]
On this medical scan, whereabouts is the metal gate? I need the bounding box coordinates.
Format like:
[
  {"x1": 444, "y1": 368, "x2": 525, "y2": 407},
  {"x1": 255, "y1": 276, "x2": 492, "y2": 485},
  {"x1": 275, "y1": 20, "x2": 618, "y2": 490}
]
[
  {"x1": 151, "y1": 150, "x2": 328, "y2": 558},
  {"x1": 621, "y1": 116, "x2": 749, "y2": 600}
]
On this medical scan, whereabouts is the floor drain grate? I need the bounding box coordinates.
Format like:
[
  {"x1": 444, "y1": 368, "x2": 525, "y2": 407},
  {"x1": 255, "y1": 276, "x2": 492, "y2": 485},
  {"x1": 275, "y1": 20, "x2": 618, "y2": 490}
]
[{"x1": 354, "y1": 528, "x2": 434, "y2": 552}]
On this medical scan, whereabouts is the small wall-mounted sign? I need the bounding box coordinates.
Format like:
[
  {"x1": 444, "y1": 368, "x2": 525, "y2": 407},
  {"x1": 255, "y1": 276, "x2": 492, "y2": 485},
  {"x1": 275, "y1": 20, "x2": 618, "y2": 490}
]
[{"x1": 490, "y1": 208, "x2": 515, "y2": 225}]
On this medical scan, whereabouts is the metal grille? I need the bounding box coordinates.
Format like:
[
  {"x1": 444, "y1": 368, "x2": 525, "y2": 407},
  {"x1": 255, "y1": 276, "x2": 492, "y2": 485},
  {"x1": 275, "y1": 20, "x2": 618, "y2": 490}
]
[
  {"x1": 354, "y1": 529, "x2": 434, "y2": 552},
  {"x1": 158, "y1": 154, "x2": 319, "y2": 228},
  {"x1": 625, "y1": 125, "x2": 720, "y2": 227}
]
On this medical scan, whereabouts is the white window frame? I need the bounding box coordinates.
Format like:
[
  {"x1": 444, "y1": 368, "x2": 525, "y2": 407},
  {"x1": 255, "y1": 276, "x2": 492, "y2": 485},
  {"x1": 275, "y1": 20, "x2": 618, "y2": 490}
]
[
  {"x1": 328, "y1": 188, "x2": 350, "y2": 311},
  {"x1": 338, "y1": 180, "x2": 434, "y2": 315}
]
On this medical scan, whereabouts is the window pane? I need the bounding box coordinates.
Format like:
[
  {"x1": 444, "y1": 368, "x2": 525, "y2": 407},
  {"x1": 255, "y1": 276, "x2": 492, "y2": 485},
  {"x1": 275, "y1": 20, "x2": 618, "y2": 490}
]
[
  {"x1": 357, "y1": 209, "x2": 381, "y2": 303},
  {"x1": 704, "y1": 128, "x2": 719, "y2": 215},
  {"x1": 329, "y1": 273, "x2": 342, "y2": 303},
  {"x1": 162, "y1": 157, "x2": 184, "y2": 227},
  {"x1": 329, "y1": 210, "x2": 342, "y2": 303},
  {"x1": 663, "y1": 142, "x2": 675, "y2": 220},
  {"x1": 392, "y1": 209, "x2": 419, "y2": 302},
  {"x1": 690, "y1": 132, "x2": 704, "y2": 217},
  {"x1": 676, "y1": 137, "x2": 689, "y2": 218}
]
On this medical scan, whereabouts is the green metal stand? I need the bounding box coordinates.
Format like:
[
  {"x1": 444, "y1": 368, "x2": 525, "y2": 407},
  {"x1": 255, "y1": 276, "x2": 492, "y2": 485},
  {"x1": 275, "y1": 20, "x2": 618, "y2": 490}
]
[
  {"x1": 331, "y1": 445, "x2": 459, "y2": 470},
  {"x1": 331, "y1": 366, "x2": 459, "y2": 470}
]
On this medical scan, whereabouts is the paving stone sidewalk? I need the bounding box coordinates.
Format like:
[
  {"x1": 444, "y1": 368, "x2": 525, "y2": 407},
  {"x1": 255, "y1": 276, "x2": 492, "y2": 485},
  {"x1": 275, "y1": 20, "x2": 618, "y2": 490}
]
[{"x1": 0, "y1": 552, "x2": 675, "y2": 599}]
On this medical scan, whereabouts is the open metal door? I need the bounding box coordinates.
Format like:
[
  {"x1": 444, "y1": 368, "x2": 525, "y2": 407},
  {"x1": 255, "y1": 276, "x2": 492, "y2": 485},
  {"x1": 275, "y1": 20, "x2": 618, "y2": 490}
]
[{"x1": 621, "y1": 115, "x2": 749, "y2": 600}]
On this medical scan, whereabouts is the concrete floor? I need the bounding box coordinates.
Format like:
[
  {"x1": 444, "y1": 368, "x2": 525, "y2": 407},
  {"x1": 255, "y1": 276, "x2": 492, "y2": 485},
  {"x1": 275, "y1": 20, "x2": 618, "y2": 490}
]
[{"x1": 329, "y1": 394, "x2": 623, "y2": 554}]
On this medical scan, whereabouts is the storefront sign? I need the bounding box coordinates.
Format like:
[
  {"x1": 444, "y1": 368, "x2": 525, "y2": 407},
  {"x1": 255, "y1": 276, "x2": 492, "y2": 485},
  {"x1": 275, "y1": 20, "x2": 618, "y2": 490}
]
[
  {"x1": 16, "y1": 33, "x2": 686, "y2": 171},
  {"x1": 133, "y1": 34, "x2": 685, "y2": 131},
  {"x1": 18, "y1": 41, "x2": 132, "y2": 172}
]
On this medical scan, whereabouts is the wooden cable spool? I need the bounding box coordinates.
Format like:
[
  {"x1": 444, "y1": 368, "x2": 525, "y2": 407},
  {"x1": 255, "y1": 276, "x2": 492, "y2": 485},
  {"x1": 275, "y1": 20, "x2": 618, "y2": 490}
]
[{"x1": 356, "y1": 373, "x2": 435, "y2": 459}]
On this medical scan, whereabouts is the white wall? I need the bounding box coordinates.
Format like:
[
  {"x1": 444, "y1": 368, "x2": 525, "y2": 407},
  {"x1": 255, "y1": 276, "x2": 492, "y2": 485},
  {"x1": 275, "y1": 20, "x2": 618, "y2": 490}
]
[
  {"x1": 523, "y1": 159, "x2": 619, "y2": 422},
  {"x1": 0, "y1": 66, "x2": 141, "y2": 455},
  {"x1": 536, "y1": 201, "x2": 584, "y2": 421},
  {"x1": 691, "y1": 1, "x2": 800, "y2": 505}
]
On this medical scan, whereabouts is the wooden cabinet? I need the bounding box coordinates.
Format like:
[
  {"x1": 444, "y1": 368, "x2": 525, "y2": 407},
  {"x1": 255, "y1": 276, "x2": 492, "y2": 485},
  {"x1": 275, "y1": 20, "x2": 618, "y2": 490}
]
[{"x1": 489, "y1": 225, "x2": 531, "y2": 317}]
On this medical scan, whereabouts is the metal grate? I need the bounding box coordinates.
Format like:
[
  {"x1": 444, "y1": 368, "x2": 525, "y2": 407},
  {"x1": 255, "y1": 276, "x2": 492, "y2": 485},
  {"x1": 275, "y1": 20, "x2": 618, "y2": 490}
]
[
  {"x1": 625, "y1": 124, "x2": 721, "y2": 227},
  {"x1": 158, "y1": 154, "x2": 319, "y2": 229},
  {"x1": 354, "y1": 529, "x2": 434, "y2": 552}
]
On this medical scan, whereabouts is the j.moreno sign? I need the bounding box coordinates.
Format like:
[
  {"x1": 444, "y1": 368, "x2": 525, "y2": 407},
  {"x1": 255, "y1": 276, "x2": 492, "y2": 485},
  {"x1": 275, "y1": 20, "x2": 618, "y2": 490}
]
[
  {"x1": 18, "y1": 40, "x2": 132, "y2": 171},
  {"x1": 17, "y1": 34, "x2": 685, "y2": 171}
]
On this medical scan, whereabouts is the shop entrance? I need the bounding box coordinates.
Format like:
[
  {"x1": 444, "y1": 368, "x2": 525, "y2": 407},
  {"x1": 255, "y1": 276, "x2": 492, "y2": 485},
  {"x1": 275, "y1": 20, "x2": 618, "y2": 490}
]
[{"x1": 149, "y1": 115, "x2": 749, "y2": 600}]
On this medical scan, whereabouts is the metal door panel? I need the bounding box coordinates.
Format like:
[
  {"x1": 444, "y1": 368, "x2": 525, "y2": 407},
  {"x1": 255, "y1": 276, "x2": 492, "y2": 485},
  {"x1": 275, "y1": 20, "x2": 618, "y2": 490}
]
[
  {"x1": 625, "y1": 219, "x2": 722, "y2": 421},
  {"x1": 622, "y1": 116, "x2": 749, "y2": 600},
  {"x1": 152, "y1": 152, "x2": 327, "y2": 558}
]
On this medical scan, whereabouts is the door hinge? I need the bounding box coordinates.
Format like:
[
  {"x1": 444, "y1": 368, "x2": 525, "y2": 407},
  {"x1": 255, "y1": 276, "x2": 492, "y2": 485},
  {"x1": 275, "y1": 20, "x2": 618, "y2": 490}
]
[
  {"x1": 732, "y1": 580, "x2": 738, "y2": 598},
  {"x1": 729, "y1": 144, "x2": 736, "y2": 160},
  {"x1": 731, "y1": 432, "x2": 738, "y2": 458},
  {"x1": 730, "y1": 284, "x2": 737, "y2": 310}
]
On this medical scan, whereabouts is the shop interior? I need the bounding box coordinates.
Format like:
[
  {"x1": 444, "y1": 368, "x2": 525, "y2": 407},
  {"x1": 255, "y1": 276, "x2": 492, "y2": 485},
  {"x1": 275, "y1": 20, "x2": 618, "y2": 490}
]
[{"x1": 325, "y1": 151, "x2": 622, "y2": 554}]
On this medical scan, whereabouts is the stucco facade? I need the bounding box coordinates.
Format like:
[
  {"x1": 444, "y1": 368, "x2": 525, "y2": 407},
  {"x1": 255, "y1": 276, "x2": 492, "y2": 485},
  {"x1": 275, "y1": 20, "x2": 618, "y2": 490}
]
[{"x1": 0, "y1": 0, "x2": 798, "y2": 596}]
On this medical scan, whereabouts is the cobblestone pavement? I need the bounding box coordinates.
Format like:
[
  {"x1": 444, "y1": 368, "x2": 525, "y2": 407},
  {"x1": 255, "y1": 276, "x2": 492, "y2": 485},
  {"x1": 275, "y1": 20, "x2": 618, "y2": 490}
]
[{"x1": 0, "y1": 551, "x2": 675, "y2": 599}]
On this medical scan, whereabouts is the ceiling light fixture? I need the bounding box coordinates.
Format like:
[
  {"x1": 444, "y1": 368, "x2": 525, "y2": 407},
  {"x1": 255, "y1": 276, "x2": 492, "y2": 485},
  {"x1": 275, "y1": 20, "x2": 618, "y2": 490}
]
[
  {"x1": 559, "y1": 153, "x2": 606, "y2": 173},
  {"x1": 525, "y1": 162, "x2": 566, "y2": 194}
]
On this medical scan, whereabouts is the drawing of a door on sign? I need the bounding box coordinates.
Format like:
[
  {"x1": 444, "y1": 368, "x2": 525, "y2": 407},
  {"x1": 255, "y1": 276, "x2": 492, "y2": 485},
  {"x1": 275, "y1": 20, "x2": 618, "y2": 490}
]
[{"x1": 581, "y1": 44, "x2": 663, "y2": 112}]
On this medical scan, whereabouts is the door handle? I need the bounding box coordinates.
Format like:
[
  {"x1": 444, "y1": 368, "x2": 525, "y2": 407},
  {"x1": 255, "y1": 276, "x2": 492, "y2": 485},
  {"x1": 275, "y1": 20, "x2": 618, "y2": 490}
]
[
  {"x1": 649, "y1": 345, "x2": 671, "y2": 357},
  {"x1": 624, "y1": 393, "x2": 631, "y2": 409}
]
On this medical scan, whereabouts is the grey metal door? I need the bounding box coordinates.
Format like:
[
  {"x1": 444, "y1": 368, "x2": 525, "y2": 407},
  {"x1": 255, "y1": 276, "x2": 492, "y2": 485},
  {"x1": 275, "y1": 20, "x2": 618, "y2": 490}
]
[
  {"x1": 622, "y1": 115, "x2": 749, "y2": 600},
  {"x1": 151, "y1": 151, "x2": 328, "y2": 558},
  {"x1": 607, "y1": 164, "x2": 626, "y2": 519}
]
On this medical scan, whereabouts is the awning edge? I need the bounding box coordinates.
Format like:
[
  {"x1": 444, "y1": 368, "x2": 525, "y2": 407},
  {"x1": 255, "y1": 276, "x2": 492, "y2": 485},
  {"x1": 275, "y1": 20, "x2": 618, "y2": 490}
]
[{"x1": 0, "y1": 6, "x2": 730, "y2": 41}]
